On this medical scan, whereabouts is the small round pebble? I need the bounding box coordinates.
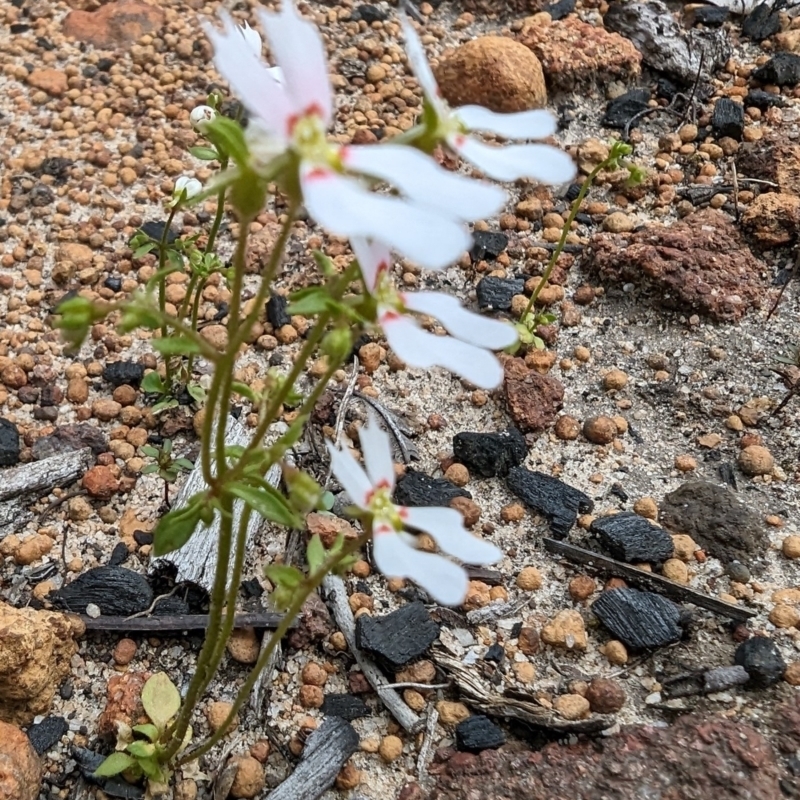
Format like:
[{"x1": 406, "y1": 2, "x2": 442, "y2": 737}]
[
  {"x1": 444, "y1": 463, "x2": 470, "y2": 487},
  {"x1": 782, "y1": 535, "x2": 800, "y2": 559},
  {"x1": 301, "y1": 662, "x2": 328, "y2": 687},
  {"x1": 206, "y1": 701, "x2": 237, "y2": 734},
  {"x1": 784, "y1": 662, "x2": 800, "y2": 686},
  {"x1": 112, "y1": 638, "x2": 137, "y2": 666},
  {"x1": 602, "y1": 368, "x2": 628, "y2": 391},
  {"x1": 335, "y1": 763, "x2": 362, "y2": 791},
  {"x1": 671, "y1": 534, "x2": 698, "y2": 561},
  {"x1": 378, "y1": 735, "x2": 404, "y2": 763},
  {"x1": 726, "y1": 561, "x2": 751, "y2": 584},
  {"x1": 738, "y1": 445, "x2": 774, "y2": 476},
  {"x1": 227, "y1": 628, "x2": 260, "y2": 664},
  {"x1": 513, "y1": 662, "x2": 536, "y2": 683},
  {"x1": 662, "y1": 558, "x2": 689, "y2": 584},
  {"x1": 500, "y1": 503, "x2": 525, "y2": 523},
  {"x1": 436, "y1": 700, "x2": 470, "y2": 725},
  {"x1": 583, "y1": 416, "x2": 617, "y2": 444},
  {"x1": 768, "y1": 604, "x2": 800, "y2": 629},
  {"x1": 674, "y1": 455, "x2": 697, "y2": 472},
  {"x1": 568, "y1": 575, "x2": 596, "y2": 602},
  {"x1": 299, "y1": 685, "x2": 324, "y2": 708},
  {"x1": 229, "y1": 756, "x2": 266, "y2": 799},
  {"x1": 633, "y1": 497, "x2": 658, "y2": 520},
  {"x1": 554, "y1": 415, "x2": 581, "y2": 440},
  {"x1": 585, "y1": 678, "x2": 626, "y2": 714},
  {"x1": 554, "y1": 693, "x2": 590, "y2": 720},
  {"x1": 516, "y1": 566, "x2": 543, "y2": 591},
  {"x1": 602, "y1": 640, "x2": 628, "y2": 666}
]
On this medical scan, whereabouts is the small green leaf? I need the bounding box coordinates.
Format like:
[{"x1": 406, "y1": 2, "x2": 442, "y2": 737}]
[
  {"x1": 225, "y1": 445, "x2": 246, "y2": 459},
  {"x1": 264, "y1": 563, "x2": 302, "y2": 589},
  {"x1": 126, "y1": 740, "x2": 156, "y2": 759},
  {"x1": 162, "y1": 439, "x2": 173, "y2": 456},
  {"x1": 186, "y1": 383, "x2": 206, "y2": 404},
  {"x1": 152, "y1": 500, "x2": 204, "y2": 555},
  {"x1": 136, "y1": 756, "x2": 161, "y2": 780},
  {"x1": 173, "y1": 458, "x2": 194, "y2": 471},
  {"x1": 312, "y1": 250, "x2": 337, "y2": 277},
  {"x1": 140, "y1": 444, "x2": 159, "y2": 458},
  {"x1": 189, "y1": 146, "x2": 219, "y2": 161},
  {"x1": 141, "y1": 464, "x2": 159, "y2": 475},
  {"x1": 152, "y1": 398, "x2": 180, "y2": 414},
  {"x1": 306, "y1": 534, "x2": 325, "y2": 573},
  {"x1": 320, "y1": 491, "x2": 335, "y2": 511},
  {"x1": 206, "y1": 115, "x2": 249, "y2": 165},
  {"x1": 227, "y1": 482, "x2": 299, "y2": 528},
  {"x1": 141, "y1": 672, "x2": 181, "y2": 731},
  {"x1": 287, "y1": 287, "x2": 337, "y2": 317},
  {"x1": 140, "y1": 372, "x2": 166, "y2": 394},
  {"x1": 132, "y1": 723, "x2": 160, "y2": 742},
  {"x1": 133, "y1": 243, "x2": 156, "y2": 259},
  {"x1": 93, "y1": 752, "x2": 137, "y2": 778},
  {"x1": 230, "y1": 381, "x2": 257, "y2": 402},
  {"x1": 151, "y1": 336, "x2": 204, "y2": 357}
]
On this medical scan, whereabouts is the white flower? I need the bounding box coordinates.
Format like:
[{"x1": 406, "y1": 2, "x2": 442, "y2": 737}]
[
  {"x1": 238, "y1": 22, "x2": 262, "y2": 56},
  {"x1": 174, "y1": 176, "x2": 202, "y2": 199},
  {"x1": 201, "y1": 3, "x2": 506, "y2": 270},
  {"x1": 352, "y1": 238, "x2": 516, "y2": 389},
  {"x1": 400, "y1": 15, "x2": 576, "y2": 184},
  {"x1": 327, "y1": 412, "x2": 502, "y2": 605},
  {"x1": 190, "y1": 104, "x2": 216, "y2": 132}
]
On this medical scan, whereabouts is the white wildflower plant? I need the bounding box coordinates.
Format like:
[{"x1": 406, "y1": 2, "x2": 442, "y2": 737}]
[{"x1": 328, "y1": 412, "x2": 503, "y2": 605}]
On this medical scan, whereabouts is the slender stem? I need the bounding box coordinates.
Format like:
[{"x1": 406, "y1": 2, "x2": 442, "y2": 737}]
[
  {"x1": 521, "y1": 161, "x2": 605, "y2": 321},
  {"x1": 185, "y1": 276, "x2": 208, "y2": 380},
  {"x1": 176, "y1": 534, "x2": 369, "y2": 766},
  {"x1": 177, "y1": 273, "x2": 200, "y2": 322},
  {"x1": 157, "y1": 206, "x2": 178, "y2": 388},
  {"x1": 145, "y1": 307, "x2": 221, "y2": 363},
  {"x1": 205, "y1": 188, "x2": 227, "y2": 256}
]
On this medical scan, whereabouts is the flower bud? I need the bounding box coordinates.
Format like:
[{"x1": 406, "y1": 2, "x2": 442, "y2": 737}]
[
  {"x1": 173, "y1": 176, "x2": 202, "y2": 200},
  {"x1": 190, "y1": 105, "x2": 216, "y2": 132}
]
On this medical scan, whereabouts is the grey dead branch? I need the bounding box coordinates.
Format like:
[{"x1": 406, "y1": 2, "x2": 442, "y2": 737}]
[
  {"x1": 0, "y1": 446, "x2": 93, "y2": 539},
  {"x1": 265, "y1": 716, "x2": 358, "y2": 800}
]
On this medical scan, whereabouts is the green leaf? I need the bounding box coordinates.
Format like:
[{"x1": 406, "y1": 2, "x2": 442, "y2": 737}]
[
  {"x1": 133, "y1": 243, "x2": 156, "y2": 259},
  {"x1": 224, "y1": 445, "x2": 246, "y2": 459},
  {"x1": 173, "y1": 458, "x2": 194, "y2": 471},
  {"x1": 132, "y1": 723, "x2": 160, "y2": 742},
  {"x1": 141, "y1": 672, "x2": 181, "y2": 731},
  {"x1": 136, "y1": 757, "x2": 161, "y2": 780},
  {"x1": 152, "y1": 398, "x2": 180, "y2": 414},
  {"x1": 306, "y1": 534, "x2": 325, "y2": 573},
  {"x1": 162, "y1": 439, "x2": 173, "y2": 456},
  {"x1": 189, "y1": 146, "x2": 219, "y2": 161},
  {"x1": 93, "y1": 752, "x2": 137, "y2": 778},
  {"x1": 320, "y1": 491, "x2": 335, "y2": 511},
  {"x1": 187, "y1": 383, "x2": 206, "y2": 404},
  {"x1": 206, "y1": 116, "x2": 249, "y2": 165},
  {"x1": 140, "y1": 444, "x2": 159, "y2": 458},
  {"x1": 287, "y1": 286, "x2": 337, "y2": 317},
  {"x1": 151, "y1": 336, "x2": 203, "y2": 357},
  {"x1": 141, "y1": 464, "x2": 159, "y2": 475},
  {"x1": 312, "y1": 250, "x2": 337, "y2": 277},
  {"x1": 140, "y1": 372, "x2": 166, "y2": 394},
  {"x1": 227, "y1": 482, "x2": 299, "y2": 528},
  {"x1": 152, "y1": 500, "x2": 204, "y2": 555},
  {"x1": 264, "y1": 563, "x2": 302, "y2": 589},
  {"x1": 230, "y1": 381, "x2": 257, "y2": 402},
  {"x1": 126, "y1": 740, "x2": 156, "y2": 759}
]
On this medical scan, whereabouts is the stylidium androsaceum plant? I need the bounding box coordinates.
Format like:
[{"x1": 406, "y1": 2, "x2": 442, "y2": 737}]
[{"x1": 56, "y1": 1, "x2": 576, "y2": 784}]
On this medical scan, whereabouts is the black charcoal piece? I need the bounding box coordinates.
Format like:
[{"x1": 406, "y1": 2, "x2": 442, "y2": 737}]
[
  {"x1": 266, "y1": 294, "x2": 291, "y2": 329},
  {"x1": 591, "y1": 588, "x2": 682, "y2": 649},
  {"x1": 453, "y1": 428, "x2": 527, "y2": 478},
  {"x1": 542, "y1": 0, "x2": 575, "y2": 20},
  {"x1": 151, "y1": 595, "x2": 191, "y2": 616},
  {"x1": 0, "y1": 417, "x2": 20, "y2": 467},
  {"x1": 27, "y1": 716, "x2": 68, "y2": 754},
  {"x1": 102, "y1": 361, "x2": 145, "y2": 388},
  {"x1": 73, "y1": 747, "x2": 145, "y2": 799},
  {"x1": 470, "y1": 231, "x2": 508, "y2": 262},
  {"x1": 107, "y1": 542, "x2": 129, "y2": 567},
  {"x1": 752, "y1": 52, "x2": 800, "y2": 86},
  {"x1": 711, "y1": 98, "x2": 745, "y2": 140},
  {"x1": 321, "y1": 693, "x2": 369, "y2": 721},
  {"x1": 32, "y1": 423, "x2": 107, "y2": 460},
  {"x1": 506, "y1": 467, "x2": 593, "y2": 538},
  {"x1": 590, "y1": 512, "x2": 674, "y2": 564},
  {"x1": 455, "y1": 715, "x2": 506, "y2": 753},
  {"x1": 103, "y1": 275, "x2": 122, "y2": 292},
  {"x1": 734, "y1": 636, "x2": 786, "y2": 688},
  {"x1": 50, "y1": 566, "x2": 153, "y2": 616},
  {"x1": 475, "y1": 276, "x2": 525, "y2": 311},
  {"x1": 356, "y1": 601, "x2": 439, "y2": 671},
  {"x1": 742, "y1": 1, "x2": 782, "y2": 41},
  {"x1": 484, "y1": 644, "x2": 504, "y2": 664},
  {"x1": 352, "y1": 3, "x2": 388, "y2": 22},
  {"x1": 656, "y1": 77, "x2": 679, "y2": 101},
  {"x1": 703, "y1": 665, "x2": 749, "y2": 693},
  {"x1": 140, "y1": 220, "x2": 178, "y2": 244},
  {"x1": 692, "y1": 5, "x2": 728, "y2": 26},
  {"x1": 744, "y1": 89, "x2": 786, "y2": 110},
  {"x1": 601, "y1": 88, "x2": 651, "y2": 130},
  {"x1": 394, "y1": 469, "x2": 471, "y2": 508}
]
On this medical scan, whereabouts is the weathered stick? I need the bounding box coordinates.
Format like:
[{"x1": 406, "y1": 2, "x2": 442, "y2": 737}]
[
  {"x1": 543, "y1": 538, "x2": 756, "y2": 622},
  {"x1": 323, "y1": 574, "x2": 424, "y2": 733},
  {"x1": 266, "y1": 716, "x2": 358, "y2": 800},
  {"x1": 80, "y1": 611, "x2": 288, "y2": 633},
  {"x1": 0, "y1": 447, "x2": 93, "y2": 537},
  {"x1": 151, "y1": 416, "x2": 281, "y2": 592}
]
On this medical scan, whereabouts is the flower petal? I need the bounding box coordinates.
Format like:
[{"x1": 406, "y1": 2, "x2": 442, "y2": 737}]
[
  {"x1": 455, "y1": 106, "x2": 557, "y2": 140},
  {"x1": 342, "y1": 144, "x2": 506, "y2": 222},
  {"x1": 358, "y1": 411, "x2": 396, "y2": 492},
  {"x1": 399, "y1": 14, "x2": 444, "y2": 110},
  {"x1": 403, "y1": 507, "x2": 503, "y2": 565},
  {"x1": 381, "y1": 311, "x2": 505, "y2": 389},
  {"x1": 372, "y1": 527, "x2": 469, "y2": 606},
  {"x1": 301, "y1": 166, "x2": 470, "y2": 270},
  {"x1": 402, "y1": 291, "x2": 517, "y2": 350},
  {"x1": 449, "y1": 134, "x2": 576, "y2": 184},
  {"x1": 239, "y1": 22, "x2": 263, "y2": 57},
  {"x1": 326, "y1": 442, "x2": 372, "y2": 509},
  {"x1": 201, "y1": 12, "x2": 291, "y2": 141},
  {"x1": 257, "y1": 3, "x2": 332, "y2": 127},
  {"x1": 350, "y1": 237, "x2": 392, "y2": 293}
]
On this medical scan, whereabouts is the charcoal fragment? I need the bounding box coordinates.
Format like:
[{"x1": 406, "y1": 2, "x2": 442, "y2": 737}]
[
  {"x1": 542, "y1": 0, "x2": 575, "y2": 20},
  {"x1": 475, "y1": 276, "x2": 525, "y2": 311},
  {"x1": 102, "y1": 361, "x2": 145, "y2": 388},
  {"x1": 152, "y1": 595, "x2": 190, "y2": 615},
  {"x1": 0, "y1": 417, "x2": 21, "y2": 467},
  {"x1": 601, "y1": 88, "x2": 650, "y2": 130},
  {"x1": 107, "y1": 542, "x2": 129, "y2": 567},
  {"x1": 734, "y1": 636, "x2": 786, "y2": 688},
  {"x1": 470, "y1": 231, "x2": 508, "y2": 262},
  {"x1": 455, "y1": 715, "x2": 506, "y2": 753},
  {"x1": 506, "y1": 467, "x2": 593, "y2": 538},
  {"x1": 50, "y1": 566, "x2": 153, "y2": 616},
  {"x1": 321, "y1": 693, "x2": 369, "y2": 721},
  {"x1": 703, "y1": 665, "x2": 750, "y2": 693},
  {"x1": 394, "y1": 469, "x2": 471, "y2": 508},
  {"x1": 590, "y1": 512, "x2": 674, "y2": 564},
  {"x1": 742, "y1": 1, "x2": 783, "y2": 41},
  {"x1": 31, "y1": 423, "x2": 107, "y2": 460},
  {"x1": 73, "y1": 747, "x2": 145, "y2": 799},
  {"x1": 752, "y1": 52, "x2": 800, "y2": 86},
  {"x1": 745, "y1": 90, "x2": 786, "y2": 111},
  {"x1": 692, "y1": 5, "x2": 728, "y2": 26},
  {"x1": 351, "y1": 3, "x2": 388, "y2": 22},
  {"x1": 27, "y1": 716, "x2": 68, "y2": 754},
  {"x1": 591, "y1": 588, "x2": 682, "y2": 649},
  {"x1": 484, "y1": 643, "x2": 504, "y2": 664},
  {"x1": 711, "y1": 98, "x2": 745, "y2": 141},
  {"x1": 356, "y1": 601, "x2": 439, "y2": 671},
  {"x1": 266, "y1": 294, "x2": 291, "y2": 329},
  {"x1": 452, "y1": 428, "x2": 527, "y2": 478},
  {"x1": 140, "y1": 220, "x2": 178, "y2": 245}
]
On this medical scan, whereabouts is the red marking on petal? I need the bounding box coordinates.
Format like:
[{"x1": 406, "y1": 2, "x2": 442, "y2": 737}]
[
  {"x1": 304, "y1": 166, "x2": 331, "y2": 182},
  {"x1": 399, "y1": 507, "x2": 408, "y2": 520},
  {"x1": 375, "y1": 479, "x2": 391, "y2": 490},
  {"x1": 339, "y1": 145, "x2": 351, "y2": 162},
  {"x1": 380, "y1": 309, "x2": 401, "y2": 324},
  {"x1": 452, "y1": 134, "x2": 467, "y2": 147}
]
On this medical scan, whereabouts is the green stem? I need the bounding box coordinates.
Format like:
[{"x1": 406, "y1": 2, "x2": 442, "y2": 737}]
[
  {"x1": 145, "y1": 307, "x2": 221, "y2": 363},
  {"x1": 185, "y1": 276, "x2": 208, "y2": 380},
  {"x1": 521, "y1": 161, "x2": 606, "y2": 321},
  {"x1": 204, "y1": 188, "x2": 227, "y2": 257},
  {"x1": 176, "y1": 534, "x2": 369, "y2": 766},
  {"x1": 158, "y1": 206, "x2": 178, "y2": 389}
]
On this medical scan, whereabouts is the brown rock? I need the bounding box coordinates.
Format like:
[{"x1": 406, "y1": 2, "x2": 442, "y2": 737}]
[
  {"x1": 26, "y1": 69, "x2": 68, "y2": 97},
  {"x1": 738, "y1": 445, "x2": 774, "y2": 477},
  {"x1": 97, "y1": 672, "x2": 149, "y2": 738},
  {"x1": 13, "y1": 535, "x2": 54, "y2": 567},
  {"x1": 517, "y1": 15, "x2": 641, "y2": 91},
  {"x1": 435, "y1": 36, "x2": 546, "y2": 113},
  {"x1": 740, "y1": 193, "x2": 800, "y2": 248},
  {"x1": 504, "y1": 359, "x2": 564, "y2": 434},
  {"x1": 585, "y1": 678, "x2": 626, "y2": 714},
  {"x1": 554, "y1": 693, "x2": 590, "y2": 720},
  {"x1": 229, "y1": 755, "x2": 265, "y2": 799},
  {"x1": 541, "y1": 610, "x2": 587, "y2": 651},
  {"x1": 584, "y1": 210, "x2": 765, "y2": 322},
  {"x1": 517, "y1": 626, "x2": 540, "y2": 656},
  {"x1": 0, "y1": 720, "x2": 41, "y2": 800},
  {"x1": 0, "y1": 603, "x2": 83, "y2": 726},
  {"x1": 737, "y1": 133, "x2": 800, "y2": 196},
  {"x1": 226, "y1": 628, "x2": 260, "y2": 664},
  {"x1": 582, "y1": 416, "x2": 617, "y2": 445},
  {"x1": 206, "y1": 700, "x2": 237, "y2": 734},
  {"x1": 305, "y1": 512, "x2": 358, "y2": 548},
  {"x1": 112, "y1": 638, "x2": 137, "y2": 666},
  {"x1": 82, "y1": 465, "x2": 120, "y2": 499},
  {"x1": 63, "y1": 0, "x2": 165, "y2": 48}
]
